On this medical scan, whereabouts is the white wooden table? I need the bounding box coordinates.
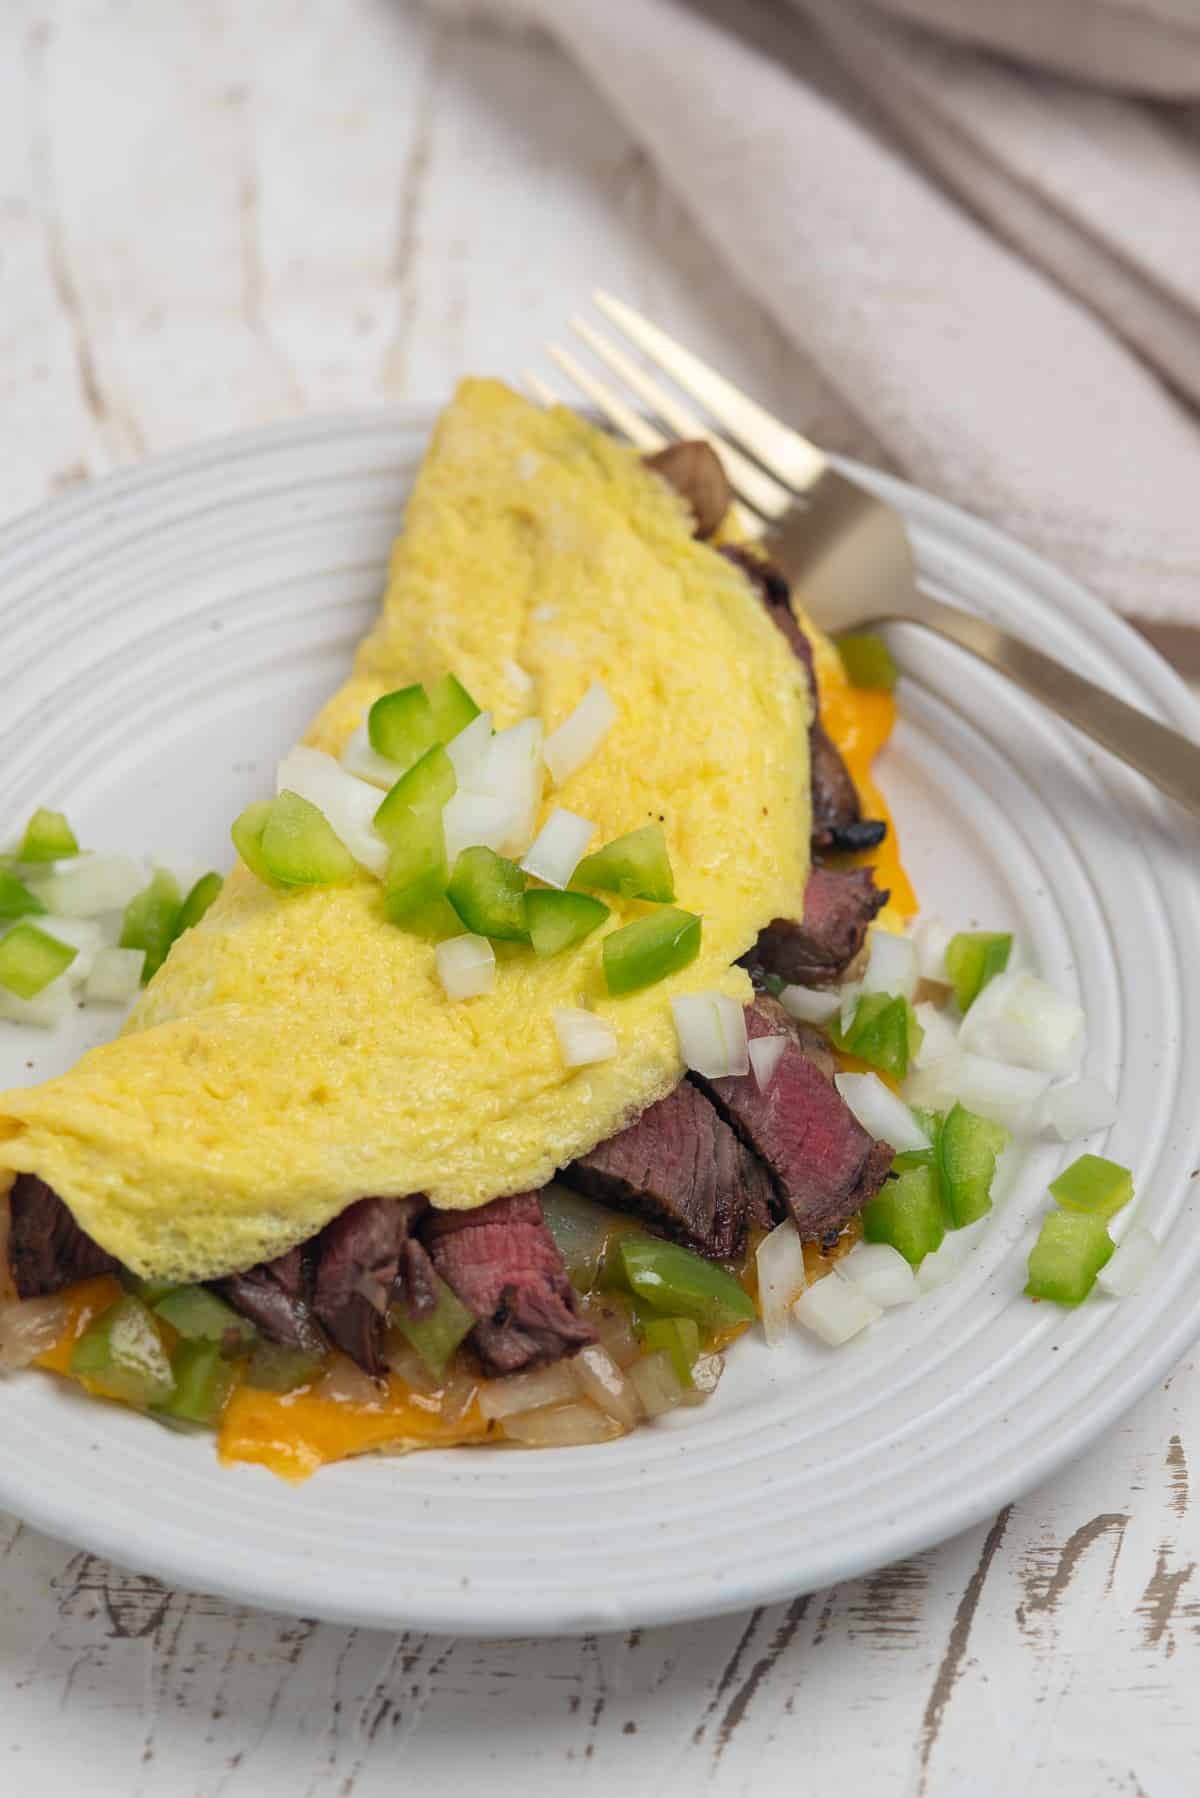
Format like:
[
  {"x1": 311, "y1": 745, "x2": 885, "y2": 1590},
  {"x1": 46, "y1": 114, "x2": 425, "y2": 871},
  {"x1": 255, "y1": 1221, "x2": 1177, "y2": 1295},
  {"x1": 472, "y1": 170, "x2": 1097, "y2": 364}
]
[{"x1": 2, "y1": 4, "x2": 1198, "y2": 1791}]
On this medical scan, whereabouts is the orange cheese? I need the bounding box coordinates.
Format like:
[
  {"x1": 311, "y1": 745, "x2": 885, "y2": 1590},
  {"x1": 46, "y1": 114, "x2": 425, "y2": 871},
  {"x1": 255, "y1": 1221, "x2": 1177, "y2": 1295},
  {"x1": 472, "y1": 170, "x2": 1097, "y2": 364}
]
[
  {"x1": 217, "y1": 1376, "x2": 491, "y2": 1482},
  {"x1": 820, "y1": 675, "x2": 917, "y2": 919},
  {"x1": 33, "y1": 1275, "x2": 124, "y2": 1375}
]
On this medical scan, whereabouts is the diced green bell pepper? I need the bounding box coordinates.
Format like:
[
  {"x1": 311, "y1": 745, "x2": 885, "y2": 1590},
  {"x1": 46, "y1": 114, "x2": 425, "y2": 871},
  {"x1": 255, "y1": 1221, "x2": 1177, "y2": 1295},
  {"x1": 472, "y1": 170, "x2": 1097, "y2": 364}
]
[
  {"x1": 617, "y1": 1235, "x2": 756, "y2": 1330},
  {"x1": 369, "y1": 683, "x2": 438, "y2": 769},
  {"x1": 260, "y1": 792, "x2": 357, "y2": 887},
  {"x1": 447, "y1": 845, "x2": 529, "y2": 942},
  {"x1": 244, "y1": 1342, "x2": 325, "y2": 1392},
  {"x1": 70, "y1": 1294, "x2": 175, "y2": 1407},
  {"x1": 119, "y1": 869, "x2": 183, "y2": 980},
  {"x1": 154, "y1": 1340, "x2": 239, "y2": 1427},
  {"x1": 892, "y1": 1147, "x2": 936, "y2": 1173},
  {"x1": 0, "y1": 922, "x2": 77, "y2": 998},
  {"x1": 602, "y1": 907, "x2": 701, "y2": 996},
  {"x1": 863, "y1": 1165, "x2": 945, "y2": 1267},
  {"x1": 945, "y1": 931, "x2": 1012, "y2": 1012},
  {"x1": 939, "y1": 1103, "x2": 1009, "y2": 1228},
  {"x1": 383, "y1": 812, "x2": 450, "y2": 922},
  {"x1": 640, "y1": 1315, "x2": 701, "y2": 1387},
  {"x1": 426, "y1": 673, "x2": 480, "y2": 742},
  {"x1": 391, "y1": 1274, "x2": 476, "y2": 1378},
  {"x1": 1025, "y1": 1209, "x2": 1114, "y2": 1305},
  {"x1": 836, "y1": 633, "x2": 898, "y2": 692},
  {"x1": 231, "y1": 799, "x2": 276, "y2": 883},
  {"x1": 374, "y1": 744, "x2": 457, "y2": 842},
  {"x1": 1049, "y1": 1153, "x2": 1133, "y2": 1223},
  {"x1": 18, "y1": 807, "x2": 80, "y2": 863},
  {"x1": 174, "y1": 871, "x2": 222, "y2": 939},
  {"x1": 574, "y1": 823, "x2": 675, "y2": 903},
  {"x1": 152, "y1": 1284, "x2": 257, "y2": 1351},
  {"x1": 834, "y1": 992, "x2": 923, "y2": 1079},
  {"x1": 0, "y1": 871, "x2": 46, "y2": 921},
  {"x1": 132, "y1": 1276, "x2": 177, "y2": 1306},
  {"x1": 526, "y1": 888, "x2": 609, "y2": 957}
]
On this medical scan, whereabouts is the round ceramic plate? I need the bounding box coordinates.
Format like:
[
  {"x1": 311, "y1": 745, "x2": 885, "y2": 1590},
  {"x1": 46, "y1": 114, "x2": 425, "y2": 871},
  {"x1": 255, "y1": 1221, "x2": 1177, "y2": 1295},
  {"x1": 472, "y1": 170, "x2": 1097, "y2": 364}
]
[{"x1": 1, "y1": 411, "x2": 1198, "y2": 1637}]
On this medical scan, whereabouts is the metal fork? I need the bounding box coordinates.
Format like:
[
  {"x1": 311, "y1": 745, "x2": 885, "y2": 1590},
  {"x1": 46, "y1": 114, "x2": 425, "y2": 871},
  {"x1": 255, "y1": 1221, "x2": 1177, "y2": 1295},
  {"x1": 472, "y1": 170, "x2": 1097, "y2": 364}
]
[{"x1": 531, "y1": 291, "x2": 1200, "y2": 822}]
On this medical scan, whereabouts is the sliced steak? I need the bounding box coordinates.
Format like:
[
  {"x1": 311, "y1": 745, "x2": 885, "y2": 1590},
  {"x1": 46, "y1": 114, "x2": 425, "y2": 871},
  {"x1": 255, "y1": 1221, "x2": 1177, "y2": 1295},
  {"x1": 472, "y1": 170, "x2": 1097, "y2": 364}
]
[
  {"x1": 311, "y1": 1195, "x2": 428, "y2": 1377},
  {"x1": 721, "y1": 544, "x2": 887, "y2": 854},
  {"x1": 6, "y1": 1174, "x2": 122, "y2": 1298},
  {"x1": 745, "y1": 992, "x2": 836, "y2": 1081},
  {"x1": 424, "y1": 1192, "x2": 595, "y2": 1376},
  {"x1": 744, "y1": 864, "x2": 888, "y2": 988},
  {"x1": 563, "y1": 1080, "x2": 774, "y2": 1259},
  {"x1": 218, "y1": 1243, "x2": 327, "y2": 1359},
  {"x1": 696, "y1": 999, "x2": 893, "y2": 1239},
  {"x1": 646, "y1": 440, "x2": 731, "y2": 539}
]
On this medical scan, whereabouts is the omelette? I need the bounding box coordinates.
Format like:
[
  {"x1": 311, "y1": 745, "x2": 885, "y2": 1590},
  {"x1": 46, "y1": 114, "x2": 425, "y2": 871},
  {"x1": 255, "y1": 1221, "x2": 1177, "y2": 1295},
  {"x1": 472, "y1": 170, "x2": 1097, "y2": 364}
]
[{"x1": 0, "y1": 380, "x2": 912, "y2": 1475}]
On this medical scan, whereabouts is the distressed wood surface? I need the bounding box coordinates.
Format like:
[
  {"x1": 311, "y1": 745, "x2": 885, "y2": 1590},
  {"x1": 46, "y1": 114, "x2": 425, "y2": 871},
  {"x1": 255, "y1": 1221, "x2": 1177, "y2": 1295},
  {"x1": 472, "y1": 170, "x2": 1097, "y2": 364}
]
[{"x1": 2, "y1": 3, "x2": 1199, "y2": 1792}]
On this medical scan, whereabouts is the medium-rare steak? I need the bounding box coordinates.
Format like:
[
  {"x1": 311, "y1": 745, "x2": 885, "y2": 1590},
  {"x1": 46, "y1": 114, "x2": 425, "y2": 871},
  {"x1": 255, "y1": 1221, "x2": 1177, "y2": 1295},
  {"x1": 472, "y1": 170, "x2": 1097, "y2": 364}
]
[
  {"x1": 424, "y1": 1192, "x2": 595, "y2": 1375},
  {"x1": 6, "y1": 1173, "x2": 121, "y2": 1298},
  {"x1": 745, "y1": 865, "x2": 888, "y2": 989},
  {"x1": 310, "y1": 1195, "x2": 428, "y2": 1377},
  {"x1": 563, "y1": 1079, "x2": 774, "y2": 1259}
]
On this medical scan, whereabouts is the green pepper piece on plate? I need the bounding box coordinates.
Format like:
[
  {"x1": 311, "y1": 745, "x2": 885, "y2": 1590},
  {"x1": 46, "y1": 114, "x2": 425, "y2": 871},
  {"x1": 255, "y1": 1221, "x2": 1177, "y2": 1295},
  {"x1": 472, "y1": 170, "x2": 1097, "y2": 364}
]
[
  {"x1": 863, "y1": 1165, "x2": 945, "y2": 1267},
  {"x1": 938, "y1": 1103, "x2": 1009, "y2": 1227},
  {"x1": 391, "y1": 1274, "x2": 477, "y2": 1379},
  {"x1": 18, "y1": 807, "x2": 80, "y2": 863},
  {"x1": 945, "y1": 930, "x2": 1012, "y2": 1012},
  {"x1": 447, "y1": 845, "x2": 529, "y2": 942},
  {"x1": 426, "y1": 674, "x2": 480, "y2": 743},
  {"x1": 119, "y1": 869, "x2": 184, "y2": 980},
  {"x1": 1025, "y1": 1209, "x2": 1114, "y2": 1304},
  {"x1": 836, "y1": 633, "x2": 898, "y2": 691},
  {"x1": 153, "y1": 1284, "x2": 257, "y2": 1351},
  {"x1": 244, "y1": 1342, "x2": 325, "y2": 1393},
  {"x1": 0, "y1": 922, "x2": 77, "y2": 998},
  {"x1": 260, "y1": 793, "x2": 357, "y2": 888},
  {"x1": 1049, "y1": 1153, "x2": 1133, "y2": 1223},
  {"x1": 0, "y1": 871, "x2": 46, "y2": 921},
  {"x1": 574, "y1": 822, "x2": 675, "y2": 903},
  {"x1": 368, "y1": 683, "x2": 438, "y2": 770},
  {"x1": 526, "y1": 888, "x2": 610, "y2": 957},
  {"x1": 154, "y1": 1340, "x2": 240, "y2": 1427},
  {"x1": 617, "y1": 1236, "x2": 755, "y2": 1330},
  {"x1": 640, "y1": 1315, "x2": 701, "y2": 1386},
  {"x1": 834, "y1": 992, "x2": 922, "y2": 1080},
  {"x1": 231, "y1": 799, "x2": 276, "y2": 883},
  {"x1": 174, "y1": 871, "x2": 222, "y2": 939},
  {"x1": 602, "y1": 908, "x2": 701, "y2": 996},
  {"x1": 70, "y1": 1294, "x2": 176, "y2": 1407}
]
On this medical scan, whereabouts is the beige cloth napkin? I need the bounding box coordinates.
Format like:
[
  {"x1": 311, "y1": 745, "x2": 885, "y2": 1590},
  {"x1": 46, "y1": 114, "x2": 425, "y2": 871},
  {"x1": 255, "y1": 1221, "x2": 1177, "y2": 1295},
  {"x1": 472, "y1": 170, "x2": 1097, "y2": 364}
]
[{"x1": 429, "y1": 0, "x2": 1200, "y2": 621}]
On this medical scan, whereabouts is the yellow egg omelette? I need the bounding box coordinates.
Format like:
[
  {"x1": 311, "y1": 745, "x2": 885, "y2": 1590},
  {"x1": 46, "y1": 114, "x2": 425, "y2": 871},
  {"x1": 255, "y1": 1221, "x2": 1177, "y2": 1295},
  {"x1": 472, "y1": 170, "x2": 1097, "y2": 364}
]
[{"x1": 0, "y1": 380, "x2": 812, "y2": 1282}]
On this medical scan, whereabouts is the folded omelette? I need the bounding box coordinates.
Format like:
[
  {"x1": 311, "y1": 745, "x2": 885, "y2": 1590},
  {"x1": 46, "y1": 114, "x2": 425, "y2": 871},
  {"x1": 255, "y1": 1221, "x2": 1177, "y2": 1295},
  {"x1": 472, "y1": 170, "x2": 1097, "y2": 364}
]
[{"x1": 0, "y1": 380, "x2": 811, "y2": 1281}]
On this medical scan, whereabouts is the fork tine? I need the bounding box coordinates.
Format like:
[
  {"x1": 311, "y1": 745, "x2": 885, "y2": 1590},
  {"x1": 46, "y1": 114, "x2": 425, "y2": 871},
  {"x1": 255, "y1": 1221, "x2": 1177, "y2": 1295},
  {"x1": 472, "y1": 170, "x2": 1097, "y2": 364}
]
[
  {"x1": 594, "y1": 291, "x2": 827, "y2": 493},
  {"x1": 525, "y1": 369, "x2": 564, "y2": 408},
  {"x1": 569, "y1": 316, "x2": 792, "y2": 522},
  {"x1": 546, "y1": 344, "x2": 668, "y2": 453},
  {"x1": 547, "y1": 344, "x2": 765, "y2": 537}
]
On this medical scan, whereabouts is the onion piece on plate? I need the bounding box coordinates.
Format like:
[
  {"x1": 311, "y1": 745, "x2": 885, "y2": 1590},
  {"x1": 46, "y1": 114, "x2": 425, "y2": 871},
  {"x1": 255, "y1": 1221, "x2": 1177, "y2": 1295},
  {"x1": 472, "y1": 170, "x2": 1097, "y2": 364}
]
[
  {"x1": 836, "y1": 1242, "x2": 917, "y2": 1308},
  {"x1": 276, "y1": 746, "x2": 388, "y2": 877},
  {"x1": 0, "y1": 1293, "x2": 70, "y2": 1369},
  {"x1": 793, "y1": 1275, "x2": 882, "y2": 1346},
  {"x1": 571, "y1": 1344, "x2": 642, "y2": 1428},
  {"x1": 340, "y1": 723, "x2": 402, "y2": 790},
  {"x1": 904, "y1": 1051, "x2": 1051, "y2": 1132},
  {"x1": 671, "y1": 991, "x2": 749, "y2": 1079},
  {"x1": 860, "y1": 929, "x2": 917, "y2": 1000},
  {"x1": 912, "y1": 1000, "x2": 958, "y2": 1069},
  {"x1": 1040, "y1": 1074, "x2": 1118, "y2": 1141},
  {"x1": 835, "y1": 1072, "x2": 930, "y2": 1153},
  {"x1": 629, "y1": 1350, "x2": 688, "y2": 1418},
  {"x1": 957, "y1": 970, "x2": 1086, "y2": 1076},
  {"x1": 478, "y1": 1361, "x2": 578, "y2": 1420},
  {"x1": 85, "y1": 945, "x2": 146, "y2": 1005},
  {"x1": 502, "y1": 1401, "x2": 625, "y2": 1447},
  {"x1": 911, "y1": 915, "x2": 952, "y2": 983},
  {"x1": 30, "y1": 853, "x2": 145, "y2": 918},
  {"x1": 1096, "y1": 1226, "x2": 1157, "y2": 1298},
  {"x1": 445, "y1": 709, "x2": 493, "y2": 785},
  {"x1": 778, "y1": 983, "x2": 841, "y2": 1025},
  {"x1": 756, "y1": 1220, "x2": 808, "y2": 1344}
]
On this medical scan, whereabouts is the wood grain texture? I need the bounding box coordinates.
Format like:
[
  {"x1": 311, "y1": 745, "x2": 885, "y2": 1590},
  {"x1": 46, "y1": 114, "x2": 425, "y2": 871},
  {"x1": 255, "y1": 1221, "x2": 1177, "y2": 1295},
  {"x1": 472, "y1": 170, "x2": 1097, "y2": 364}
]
[{"x1": 0, "y1": 1, "x2": 1197, "y2": 1791}]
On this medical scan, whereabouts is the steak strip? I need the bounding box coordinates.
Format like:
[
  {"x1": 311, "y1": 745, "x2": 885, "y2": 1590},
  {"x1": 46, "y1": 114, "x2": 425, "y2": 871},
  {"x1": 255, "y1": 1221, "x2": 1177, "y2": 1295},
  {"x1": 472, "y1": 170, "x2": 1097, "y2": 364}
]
[
  {"x1": 744, "y1": 864, "x2": 888, "y2": 989},
  {"x1": 6, "y1": 1173, "x2": 121, "y2": 1299}
]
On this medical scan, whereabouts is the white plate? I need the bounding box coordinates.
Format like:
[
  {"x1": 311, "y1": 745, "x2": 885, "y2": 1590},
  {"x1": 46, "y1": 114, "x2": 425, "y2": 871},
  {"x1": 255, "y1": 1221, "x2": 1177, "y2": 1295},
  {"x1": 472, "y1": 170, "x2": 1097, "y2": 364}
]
[{"x1": 1, "y1": 411, "x2": 1198, "y2": 1637}]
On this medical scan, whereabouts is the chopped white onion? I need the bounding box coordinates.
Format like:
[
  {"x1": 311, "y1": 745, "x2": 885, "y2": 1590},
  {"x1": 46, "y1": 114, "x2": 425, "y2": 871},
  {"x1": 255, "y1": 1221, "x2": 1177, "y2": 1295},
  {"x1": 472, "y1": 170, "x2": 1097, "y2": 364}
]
[
  {"x1": 793, "y1": 1275, "x2": 882, "y2": 1346},
  {"x1": 31, "y1": 853, "x2": 144, "y2": 918},
  {"x1": 836, "y1": 1242, "x2": 918, "y2": 1308},
  {"x1": 502, "y1": 1402, "x2": 623, "y2": 1447},
  {"x1": 542, "y1": 682, "x2": 617, "y2": 786},
  {"x1": 840, "y1": 981, "x2": 862, "y2": 1035},
  {"x1": 957, "y1": 970, "x2": 1086, "y2": 1077},
  {"x1": 915, "y1": 1222, "x2": 986, "y2": 1294},
  {"x1": 553, "y1": 1005, "x2": 617, "y2": 1068},
  {"x1": 1096, "y1": 1225, "x2": 1157, "y2": 1298},
  {"x1": 84, "y1": 946, "x2": 146, "y2": 1004},
  {"x1": 778, "y1": 983, "x2": 841, "y2": 1025},
  {"x1": 275, "y1": 746, "x2": 388, "y2": 877},
  {"x1": 911, "y1": 915, "x2": 952, "y2": 983},
  {"x1": 435, "y1": 933, "x2": 495, "y2": 1001},
  {"x1": 520, "y1": 808, "x2": 595, "y2": 889},
  {"x1": 471, "y1": 718, "x2": 543, "y2": 855},
  {"x1": 913, "y1": 1000, "x2": 959, "y2": 1069},
  {"x1": 860, "y1": 928, "x2": 917, "y2": 1001},
  {"x1": 38, "y1": 917, "x2": 105, "y2": 983},
  {"x1": 835, "y1": 1072, "x2": 930, "y2": 1153},
  {"x1": 1041, "y1": 1074, "x2": 1118, "y2": 1141},
  {"x1": 445, "y1": 709, "x2": 493, "y2": 784},
  {"x1": 748, "y1": 1034, "x2": 787, "y2": 1091},
  {"x1": 442, "y1": 789, "x2": 523, "y2": 864},
  {"x1": 671, "y1": 991, "x2": 749, "y2": 1079},
  {"x1": 0, "y1": 972, "x2": 74, "y2": 1028},
  {"x1": 571, "y1": 1343, "x2": 642, "y2": 1428},
  {"x1": 0, "y1": 1293, "x2": 70, "y2": 1369},
  {"x1": 628, "y1": 1350, "x2": 688, "y2": 1418},
  {"x1": 904, "y1": 1051, "x2": 1051, "y2": 1132},
  {"x1": 756, "y1": 1220, "x2": 808, "y2": 1344},
  {"x1": 478, "y1": 1361, "x2": 578, "y2": 1419},
  {"x1": 339, "y1": 722, "x2": 403, "y2": 790},
  {"x1": 502, "y1": 657, "x2": 536, "y2": 699}
]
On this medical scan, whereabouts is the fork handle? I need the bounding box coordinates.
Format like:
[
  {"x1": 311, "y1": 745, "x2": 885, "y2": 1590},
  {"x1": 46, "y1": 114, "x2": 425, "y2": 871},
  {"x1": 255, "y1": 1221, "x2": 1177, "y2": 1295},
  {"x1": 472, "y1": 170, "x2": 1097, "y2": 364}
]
[{"x1": 901, "y1": 593, "x2": 1200, "y2": 821}]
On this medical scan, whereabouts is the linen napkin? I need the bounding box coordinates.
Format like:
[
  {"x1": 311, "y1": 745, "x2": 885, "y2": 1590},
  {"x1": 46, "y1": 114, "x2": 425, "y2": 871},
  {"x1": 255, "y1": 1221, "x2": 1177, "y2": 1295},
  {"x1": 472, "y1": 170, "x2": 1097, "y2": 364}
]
[{"x1": 427, "y1": 0, "x2": 1200, "y2": 622}]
